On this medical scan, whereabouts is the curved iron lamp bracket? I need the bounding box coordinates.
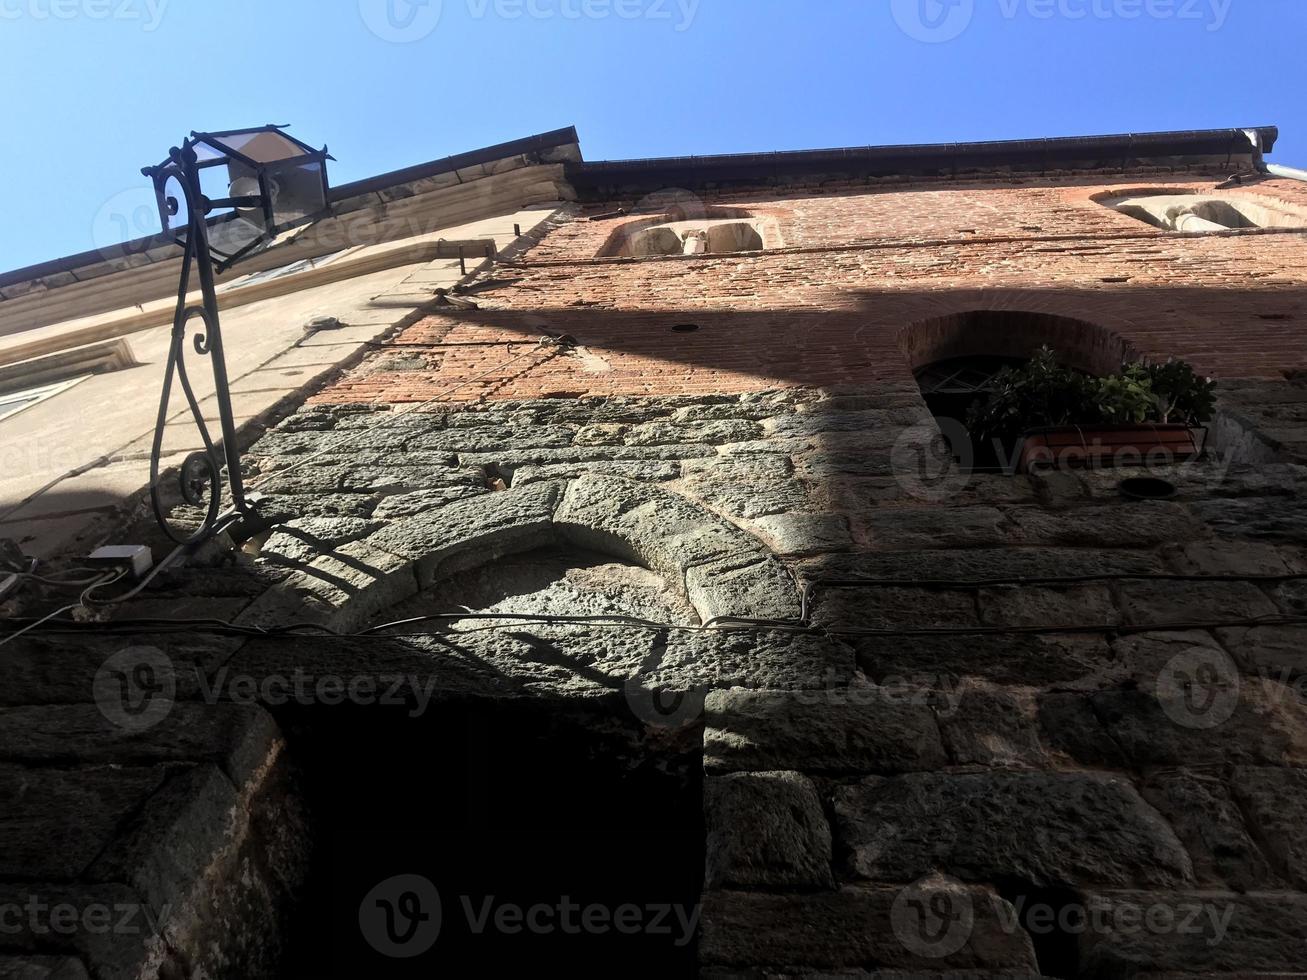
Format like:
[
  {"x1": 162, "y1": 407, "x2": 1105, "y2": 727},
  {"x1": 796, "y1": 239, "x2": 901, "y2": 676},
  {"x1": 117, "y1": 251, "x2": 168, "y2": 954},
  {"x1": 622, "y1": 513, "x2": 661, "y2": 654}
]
[{"x1": 144, "y1": 146, "x2": 255, "y2": 545}]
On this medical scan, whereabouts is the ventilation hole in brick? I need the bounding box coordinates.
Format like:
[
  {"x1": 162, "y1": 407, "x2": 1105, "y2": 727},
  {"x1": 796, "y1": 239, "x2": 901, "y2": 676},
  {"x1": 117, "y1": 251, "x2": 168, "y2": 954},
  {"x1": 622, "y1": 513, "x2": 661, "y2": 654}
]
[
  {"x1": 672, "y1": 324, "x2": 701, "y2": 333},
  {"x1": 1257, "y1": 313, "x2": 1294, "y2": 321},
  {"x1": 1101, "y1": 276, "x2": 1132, "y2": 283},
  {"x1": 996, "y1": 882, "x2": 1082, "y2": 979}
]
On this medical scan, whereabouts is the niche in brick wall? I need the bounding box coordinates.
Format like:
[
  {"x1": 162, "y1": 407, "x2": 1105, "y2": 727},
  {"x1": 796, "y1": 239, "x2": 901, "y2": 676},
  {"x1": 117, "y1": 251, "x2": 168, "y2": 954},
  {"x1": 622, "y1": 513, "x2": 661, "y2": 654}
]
[
  {"x1": 280, "y1": 546, "x2": 705, "y2": 974},
  {"x1": 1096, "y1": 187, "x2": 1307, "y2": 232},
  {"x1": 903, "y1": 310, "x2": 1131, "y2": 472},
  {"x1": 599, "y1": 206, "x2": 780, "y2": 257}
]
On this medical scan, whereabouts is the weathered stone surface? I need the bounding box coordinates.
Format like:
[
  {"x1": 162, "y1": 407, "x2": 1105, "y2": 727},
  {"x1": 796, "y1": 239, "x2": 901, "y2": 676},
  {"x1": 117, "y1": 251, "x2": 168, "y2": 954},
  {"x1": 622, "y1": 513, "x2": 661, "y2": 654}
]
[
  {"x1": 366, "y1": 480, "x2": 563, "y2": 586},
  {"x1": 1229, "y1": 766, "x2": 1307, "y2": 890},
  {"x1": 0, "y1": 765, "x2": 168, "y2": 879},
  {"x1": 705, "y1": 772, "x2": 834, "y2": 889},
  {"x1": 834, "y1": 772, "x2": 1192, "y2": 888},
  {"x1": 1165, "y1": 540, "x2": 1300, "y2": 575},
  {"x1": 857, "y1": 633, "x2": 1116, "y2": 687},
  {"x1": 936, "y1": 686, "x2": 1047, "y2": 767},
  {"x1": 1217, "y1": 624, "x2": 1307, "y2": 677},
  {"x1": 512, "y1": 460, "x2": 682, "y2": 485},
  {"x1": 555, "y1": 475, "x2": 757, "y2": 584},
  {"x1": 86, "y1": 764, "x2": 239, "y2": 916},
  {"x1": 859, "y1": 507, "x2": 1013, "y2": 550},
  {"x1": 978, "y1": 583, "x2": 1118, "y2": 628},
  {"x1": 704, "y1": 688, "x2": 947, "y2": 774},
  {"x1": 0, "y1": 883, "x2": 163, "y2": 980},
  {"x1": 814, "y1": 587, "x2": 979, "y2": 630},
  {"x1": 700, "y1": 885, "x2": 1037, "y2": 971},
  {"x1": 651, "y1": 632, "x2": 853, "y2": 693},
  {"x1": 625, "y1": 419, "x2": 760, "y2": 446},
  {"x1": 1141, "y1": 770, "x2": 1275, "y2": 890},
  {"x1": 685, "y1": 556, "x2": 804, "y2": 623},
  {"x1": 1078, "y1": 892, "x2": 1307, "y2": 976},
  {"x1": 370, "y1": 486, "x2": 490, "y2": 517},
  {"x1": 258, "y1": 516, "x2": 381, "y2": 566},
  {"x1": 764, "y1": 407, "x2": 927, "y2": 438},
  {"x1": 1116, "y1": 580, "x2": 1279, "y2": 627},
  {"x1": 236, "y1": 539, "x2": 417, "y2": 631},
  {"x1": 1040, "y1": 681, "x2": 1307, "y2": 768},
  {"x1": 1005, "y1": 502, "x2": 1202, "y2": 547},
  {"x1": 748, "y1": 513, "x2": 853, "y2": 557},
  {"x1": 0, "y1": 704, "x2": 281, "y2": 786},
  {"x1": 0, "y1": 958, "x2": 90, "y2": 979},
  {"x1": 0, "y1": 634, "x2": 239, "y2": 709},
  {"x1": 1191, "y1": 496, "x2": 1307, "y2": 543},
  {"x1": 804, "y1": 547, "x2": 1164, "y2": 582}
]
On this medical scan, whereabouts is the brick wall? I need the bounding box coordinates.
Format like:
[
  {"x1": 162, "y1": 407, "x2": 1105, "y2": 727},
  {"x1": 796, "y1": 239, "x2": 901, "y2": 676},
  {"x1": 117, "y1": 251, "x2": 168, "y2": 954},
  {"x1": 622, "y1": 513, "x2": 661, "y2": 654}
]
[{"x1": 317, "y1": 174, "x2": 1307, "y2": 406}]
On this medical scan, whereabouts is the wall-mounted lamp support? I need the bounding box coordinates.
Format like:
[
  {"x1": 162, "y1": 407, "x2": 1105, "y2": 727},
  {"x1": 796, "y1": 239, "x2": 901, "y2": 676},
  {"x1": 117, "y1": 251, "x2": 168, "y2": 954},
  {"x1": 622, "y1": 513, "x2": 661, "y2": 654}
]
[{"x1": 141, "y1": 127, "x2": 332, "y2": 544}]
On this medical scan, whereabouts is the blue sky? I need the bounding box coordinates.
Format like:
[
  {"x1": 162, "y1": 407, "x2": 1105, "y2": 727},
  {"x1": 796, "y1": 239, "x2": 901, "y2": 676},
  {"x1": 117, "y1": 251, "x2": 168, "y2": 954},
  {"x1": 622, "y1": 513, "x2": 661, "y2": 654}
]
[{"x1": 1, "y1": 0, "x2": 1302, "y2": 272}]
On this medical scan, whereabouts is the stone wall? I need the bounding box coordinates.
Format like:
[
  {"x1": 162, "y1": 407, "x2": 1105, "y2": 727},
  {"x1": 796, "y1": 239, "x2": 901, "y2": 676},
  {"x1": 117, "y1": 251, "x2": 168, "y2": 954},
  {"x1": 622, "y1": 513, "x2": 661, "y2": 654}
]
[{"x1": 8, "y1": 167, "x2": 1307, "y2": 976}]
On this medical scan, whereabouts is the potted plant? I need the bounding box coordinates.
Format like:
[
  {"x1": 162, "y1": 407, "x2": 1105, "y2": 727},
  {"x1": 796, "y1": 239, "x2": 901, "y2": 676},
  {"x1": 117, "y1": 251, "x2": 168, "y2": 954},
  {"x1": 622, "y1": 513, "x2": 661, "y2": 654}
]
[{"x1": 967, "y1": 348, "x2": 1214, "y2": 473}]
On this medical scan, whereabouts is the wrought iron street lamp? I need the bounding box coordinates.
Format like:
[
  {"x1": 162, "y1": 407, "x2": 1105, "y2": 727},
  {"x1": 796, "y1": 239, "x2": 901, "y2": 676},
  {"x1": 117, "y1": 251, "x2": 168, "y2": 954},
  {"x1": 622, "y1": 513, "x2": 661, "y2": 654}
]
[{"x1": 141, "y1": 126, "x2": 332, "y2": 543}]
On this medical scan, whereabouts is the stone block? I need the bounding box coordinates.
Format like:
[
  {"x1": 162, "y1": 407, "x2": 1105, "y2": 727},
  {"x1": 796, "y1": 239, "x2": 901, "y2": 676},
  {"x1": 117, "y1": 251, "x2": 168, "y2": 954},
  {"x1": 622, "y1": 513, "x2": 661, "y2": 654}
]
[
  {"x1": 859, "y1": 507, "x2": 1012, "y2": 550},
  {"x1": 978, "y1": 584, "x2": 1118, "y2": 629},
  {"x1": 704, "y1": 688, "x2": 947, "y2": 774},
  {"x1": 1141, "y1": 770, "x2": 1276, "y2": 891},
  {"x1": 1116, "y1": 580, "x2": 1279, "y2": 628},
  {"x1": 0, "y1": 765, "x2": 167, "y2": 880},
  {"x1": 651, "y1": 631, "x2": 853, "y2": 694},
  {"x1": 1229, "y1": 766, "x2": 1307, "y2": 890},
  {"x1": 747, "y1": 513, "x2": 853, "y2": 557},
  {"x1": 365, "y1": 480, "x2": 563, "y2": 586},
  {"x1": 705, "y1": 772, "x2": 834, "y2": 889},
  {"x1": 1078, "y1": 891, "x2": 1307, "y2": 977},
  {"x1": 699, "y1": 885, "x2": 1037, "y2": 971},
  {"x1": 936, "y1": 686, "x2": 1047, "y2": 767},
  {"x1": 857, "y1": 633, "x2": 1116, "y2": 688},
  {"x1": 832, "y1": 772, "x2": 1192, "y2": 889},
  {"x1": 1005, "y1": 502, "x2": 1201, "y2": 547}
]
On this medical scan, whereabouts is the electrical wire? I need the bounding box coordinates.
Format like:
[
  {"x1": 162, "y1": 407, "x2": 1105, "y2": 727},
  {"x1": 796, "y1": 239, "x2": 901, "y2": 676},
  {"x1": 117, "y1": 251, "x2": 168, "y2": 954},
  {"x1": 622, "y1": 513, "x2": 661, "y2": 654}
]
[
  {"x1": 9, "y1": 610, "x2": 1307, "y2": 644},
  {"x1": 0, "y1": 569, "x2": 127, "y2": 650}
]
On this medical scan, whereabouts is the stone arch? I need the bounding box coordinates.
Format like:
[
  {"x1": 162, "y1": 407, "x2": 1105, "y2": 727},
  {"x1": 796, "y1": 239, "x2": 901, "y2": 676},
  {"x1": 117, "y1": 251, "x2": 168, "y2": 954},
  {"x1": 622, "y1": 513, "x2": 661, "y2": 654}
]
[
  {"x1": 899, "y1": 308, "x2": 1135, "y2": 378},
  {"x1": 235, "y1": 476, "x2": 802, "y2": 632}
]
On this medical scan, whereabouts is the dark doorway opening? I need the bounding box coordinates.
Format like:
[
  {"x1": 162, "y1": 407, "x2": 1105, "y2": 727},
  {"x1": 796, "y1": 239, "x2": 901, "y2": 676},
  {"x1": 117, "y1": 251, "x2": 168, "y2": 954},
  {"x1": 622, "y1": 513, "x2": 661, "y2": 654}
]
[
  {"x1": 995, "y1": 881, "x2": 1083, "y2": 979},
  {"x1": 281, "y1": 699, "x2": 704, "y2": 977}
]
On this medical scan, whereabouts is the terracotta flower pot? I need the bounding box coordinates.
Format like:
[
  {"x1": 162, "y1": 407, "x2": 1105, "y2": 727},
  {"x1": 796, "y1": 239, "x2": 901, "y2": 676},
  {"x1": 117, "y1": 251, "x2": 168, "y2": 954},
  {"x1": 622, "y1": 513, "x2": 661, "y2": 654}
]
[{"x1": 1017, "y1": 423, "x2": 1201, "y2": 474}]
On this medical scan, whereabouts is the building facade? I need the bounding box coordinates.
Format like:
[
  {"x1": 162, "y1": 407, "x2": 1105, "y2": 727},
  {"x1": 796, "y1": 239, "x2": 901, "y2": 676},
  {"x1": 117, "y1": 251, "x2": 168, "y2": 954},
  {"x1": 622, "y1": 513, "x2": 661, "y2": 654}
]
[{"x1": 4, "y1": 126, "x2": 1307, "y2": 977}]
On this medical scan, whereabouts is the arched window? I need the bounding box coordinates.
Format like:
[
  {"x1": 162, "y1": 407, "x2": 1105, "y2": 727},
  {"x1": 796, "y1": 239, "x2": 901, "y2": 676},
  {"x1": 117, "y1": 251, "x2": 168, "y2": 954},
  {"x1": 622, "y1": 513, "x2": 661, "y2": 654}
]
[{"x1": 901, "y1": 310, "x2": 1132, "y2": 473}]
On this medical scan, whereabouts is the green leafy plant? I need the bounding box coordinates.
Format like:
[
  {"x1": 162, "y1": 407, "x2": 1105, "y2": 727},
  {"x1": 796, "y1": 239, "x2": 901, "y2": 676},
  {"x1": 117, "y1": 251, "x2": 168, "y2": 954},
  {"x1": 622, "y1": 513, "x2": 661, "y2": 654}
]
[
  {"x1": 967, "y1": 346, "x2": 1100, "y2": 441},
  {"x1": 1142, "y1": 358, "x2": 1216, "y2": 425},
  {"x1": 967, "y1": 347, "x2": 1215, "y2": 440},
  {"x1": 1094, "y1": 363, "x2": 1156, "y2": 424}
]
